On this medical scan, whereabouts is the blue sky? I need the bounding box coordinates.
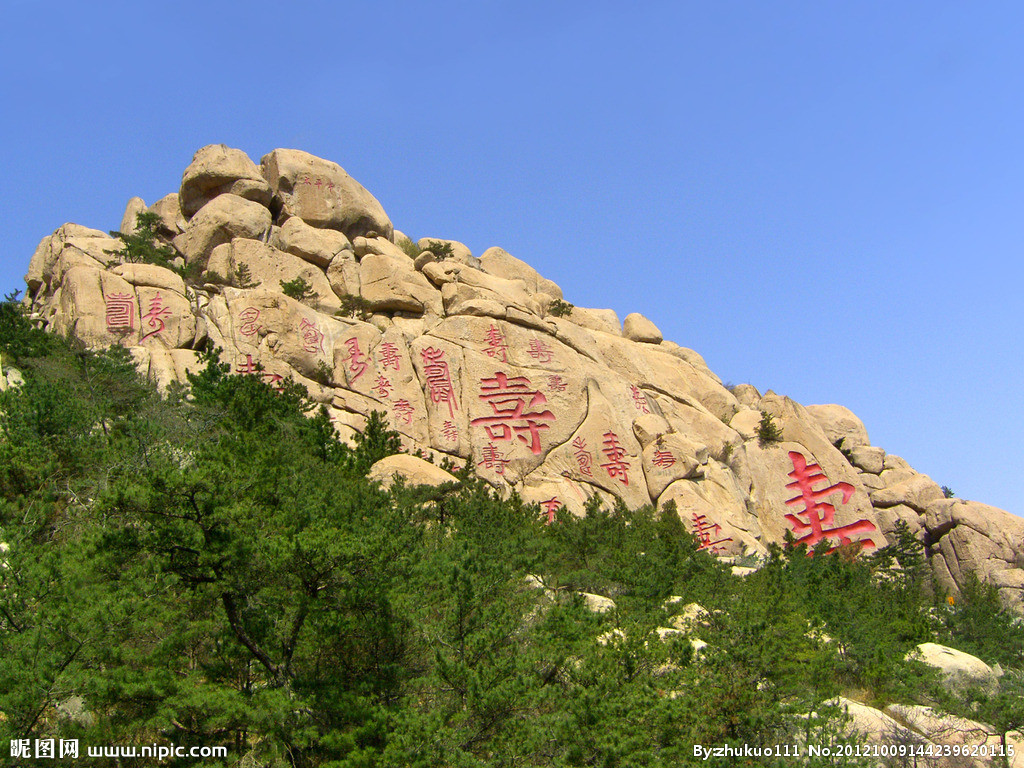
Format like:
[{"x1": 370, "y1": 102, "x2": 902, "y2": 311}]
[{"x1": 1, "y1": 1, "x2": 1021, "y2": 516}]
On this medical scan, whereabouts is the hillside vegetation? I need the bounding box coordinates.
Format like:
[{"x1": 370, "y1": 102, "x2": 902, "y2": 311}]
[{"x1": 1, "y1": 297, "x2": 1022, "y2": 767}]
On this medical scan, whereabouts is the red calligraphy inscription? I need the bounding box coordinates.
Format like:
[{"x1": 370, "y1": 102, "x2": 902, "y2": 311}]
[
  {"x1": 104, "y1": 293, "x2": 134, "y2": 333},
  {"x1": 470, "y1": 372, "x2": 555, "y2": 455},
  {"x1": 477, "y1": 443, "x2": 510, "y2": 475},
  {"x1": 784, "y1": 451, "x2": 876, "y2": 552},
  {"x1": 392, "y1": 399, "x2": 414, "y2": 425},
  {"x1": 540, "y1": 497, "x2": 562, "y2": 524},
  {"x1": 140, "y1": 293, "x2": 171, "y2": 342},
  {"x1": 630, "y1": 385, "x2": 650, "y2": 414},
  {"x1": 691, "y1": 513, "x2": 733, "y2": 554},
  {"x1": 527, "y1": 338, "x2": 554, "y2": 364},
  {"x1": 652, "y1": 449, "x2": 676, "y2": 468},
  {"x1": 378, "y1": 342, "x2": 401, "y2": 371},
  {"x1": 421, "y1": 347, "x2": 458, "y2": 418},
  {"x1": 547, "y1": 375, "x2": 568, "y2": 392},
  {"x1": 442, "y1": 420, "x2": 458, "y2": 442},
  {"x1": 483, "y1": 325, "x2": 509, "y2": 363},
  {"x1": 238, "y1": 307, "x2": 261, "y2": 337},
  {"x1": 299, "y1": 318, "x2": 325, "y2": 354},
  {"x1": 600, "y1": 431, "x2": 630, "y2": 485},
  {"x1": 373, "y1": 375, "x2": 392, "y2": 398},
  {"x1": 572, "y1": 436, "x2": 593, "y2": 476},
  {"x1": 236, "y1": 354, "x2": 260, "y2": 375},
  {"x1": 345, "y1": 338, "x2": 368, "y2": 383}
]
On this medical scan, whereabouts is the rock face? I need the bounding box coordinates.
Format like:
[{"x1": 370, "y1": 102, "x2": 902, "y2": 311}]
[{"x1": 19, "y1": 144, "x2": 1024, "y2": 611}]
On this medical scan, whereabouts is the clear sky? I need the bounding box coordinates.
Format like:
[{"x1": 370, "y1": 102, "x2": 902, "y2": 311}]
[{"x1": 1, "y1": 1, "x2": 1020, "y2": 516}]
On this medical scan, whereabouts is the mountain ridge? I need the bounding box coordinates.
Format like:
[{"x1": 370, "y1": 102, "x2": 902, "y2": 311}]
[{"x1": 16, "y1": 143, "x2": 1024, "y2": 612}]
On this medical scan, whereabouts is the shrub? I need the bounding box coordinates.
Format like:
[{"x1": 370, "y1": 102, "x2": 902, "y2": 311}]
[
  {"x1": 941, "y1": 485, "x2": 956, "y2": 499},
  {"x1": 548, "y1": 298, "x2": 574, "y2": 318},
  {"x1": 424, "y1": 240, "x2": 455, "y2": 260},
  {"x1": 397, "y1": 236, "x2": 421, "y2": 259},
  {"x1": 336, "y1": 293, "x2": 372, "y2": 321},
  {"x1": 757, "y1": 412, "x2": 783, "y2": 447},
  {"x1": 107, "y1": 211, "x2": 176, "y2": 270},
  {"x1": 280, "y1": 276, "x2": 316, "y2": 302},
  {"x1": 232, "y1": 263, "x2": 260, "y2": 289}
]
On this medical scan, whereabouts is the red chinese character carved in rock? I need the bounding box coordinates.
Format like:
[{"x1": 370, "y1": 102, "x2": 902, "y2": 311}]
[
  {"x1": 373, "y1": 375, "x2": 392, "y2": 398},
  {"x1": 104, "y1": 293, "x2": 135, "y2": 333},
  {"x1": 600, "y1": 431, "x2": 630, "y2": 485},
  {"x1": 547, "y1": 375, "x2": 567, "y2": 392},
  {"x1": 477, "y1": 443, "x2": 510, "y2": 475},
  {"x1": 540, "y1": 497, "x2": 562, "y2": 524},
  {"x1": 302, "y1": 174, "x2": 312, "y2": 186},
  {"x1": 690, "y1": 513, "x2": 733, "y2": 554},
  {"x1": 238, "y1": 307, "x2": 261, "y2": 337},
  {"x1": 527, "y1": 338, "x2": 554, "y2": 364},
  {"x1": 140, "y1": 293, "x2": 172, "y2": 342},
  {"x1": 483, "y1": 325, "x2": 509, "y2": 363},
  {"x1": 378, "y1": 342, "x2": 401, "y2": 371},
  {"x1": 630, "y1": 385, "x2": 650, "y2": 414},
  {"x1": 314, "y1": 178, "x2": 323, "y2": 190},
  {"x1": 572, "y1": 436, "x2": 593, "y2": 476},
  {"x1": 784, "y1": 451, "x2": 876, "y2": 552},
  {"x1": 652, "y1": 449, "x2": 676, "y2": 468},
  {"x1": 263, "y1": 372, "x2": 286, "y2": 392},
  {"x1": 470, "y1": 372, "x2": 555, "y2": 455},
  {"x1": 344, "y1": 338, "x2": 368, "y2": 383},
  {"x1": 236, "y1": 354, "x2": 260, "y2": 375},
  {"x1": 392, "y1": 399, "x2": 414, "y2": 425},
  {"x1": 442, "y1": 420, "x2": 458, "y2": 442},
  {"x1": 299, "y1": 318, "x2": 325, "y2": 354},
  {"x1": 421, "y1": 347, "x2": 458, "y2": 418}
]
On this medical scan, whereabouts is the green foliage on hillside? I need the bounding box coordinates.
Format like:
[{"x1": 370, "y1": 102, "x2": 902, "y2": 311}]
[{"x1": 0, "y1": 296, "x2": 1020, "y2": 766}]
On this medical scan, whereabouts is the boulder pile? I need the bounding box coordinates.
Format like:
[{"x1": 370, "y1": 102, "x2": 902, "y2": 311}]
[{"x1": 21, "y1": 144, "x2": 1024, "y2": 610}]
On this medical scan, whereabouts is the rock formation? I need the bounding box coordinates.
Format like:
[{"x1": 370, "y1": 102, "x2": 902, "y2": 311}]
[{"x1": 20, "y1": 144, "x2": 1024, "y2": 611}]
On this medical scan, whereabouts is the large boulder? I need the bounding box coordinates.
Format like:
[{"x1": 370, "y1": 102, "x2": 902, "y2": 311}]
[
  {"x1": 908, "y1": 643, "x2": 999, "y2": 690},
  {"x1": 172, "y1": 194, "x2": 272, "y2": 268},
  {"x1": 271, "y1": 216, "x2": 352, "y2": 268},
  {"x1": 359, "y1": 252, "x2": 442, "y2": 315},
  {"x1": 260, "y1": 149, "x2": 393, "y2": 240},
  {"x1": 805, "y1": 403, "x2": 870, "y2": 448},
  {"x1": 368, "y1": 454, "x2": 458, "y2": 490},
  {"x1": 179, "y1": 144, "x2": 272, "y2": 219}
]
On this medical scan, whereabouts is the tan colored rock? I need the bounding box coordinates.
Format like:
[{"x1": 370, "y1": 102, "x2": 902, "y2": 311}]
[
  {"x1": 828, "y1": 697, "x2": 926, "y2": 748},
  {"x1": 141, "y1": 348, "x2": 204, "y2": 391},
  {"x1": 271, "y1": 216, "x2": 352, "y2": 267},
  {"x1": 580, "y1": 592, "x2": 616, "y2": 613},
  {"x1": 417, "y1": 237, "x2": 475, "y2": 266},
  {"x1": 260, "y1": 148, "x2": 392, "y2": 239},
  {"x1": 119, "y1": 196, "x2": 147, "y2": 235},
  {"x1": 925, "y1": 499, "x2": 1024, "y2": 611},
  {"x1": 441, "y1": 284, "x2": 507, "y2": 320},
  {"x1": 884, "y1": 703, "x2": 1022, "y2": 768},
  {"x1": 111, "y1": 263, "x2": 186, "y2": 294},
  {"x1": 730, "y1": 383, "x2": 761, "y2": 408},
  {"x1": 658, "y1": 468, "x2": 764, "y2": 558},
  {"x1": 25, "y1": 224, "x2": 115, "y2": 293},
  {"x1": 326, "y1": 250, "x2": 360, "y2": 300},
  {"x1": 848, "y1": 445, "x2": 885, "y2": 474},
  {"x1": 667, "y1": 602, "x2": 709, "y2": 632},
  {"x1": 147, "y1": 194, "x2": 187, "y2": 238},
  {"x1": 623, "y1": 312, "x2": 662, "y2": 343},
  {"x1": 478, "y1": 246, "x2": 561, "y2": 298},
  {"x1": 599, "y1": 336, "x2": 739, "y2": 423},
  {"x1": 179, "y1": 144, "x2": 272, "y2": 219},
  {"x1": 360, "y1": 252, "x2": 442, "y2": 315},
  {"x1": 569, "y1": 306, "x2": 621, "y2": 336},
  {"x1": 642, "y1": 434, "x2": 707, "y2": 500},
  {"x1": 52, "y1": 266, "x2": 195, "y2": 350},
  {"x1": 908, "y1": 643, "x2": 998, "y2": 689},
  {"x1": 368, "y1": 454, "x2": 458, "y2": 489},
  {"x1": 873, "y1": 504, "x2": 923, "y2": 537},
  {"x1": 172, "y1": 194, "x2": 272, "y2": 268},
  {"x1": 805, "y1": 403, "x2": 870, "y2": 448},
  {"x1": 731, "y1": 436, "x2": 886, "y2": 554},
  {"x1": 729, "y1": 409, "x2": 762, "y2": 440},
  {"x1": 871, "y1": 474, "x2": 945, "y2": 512}
]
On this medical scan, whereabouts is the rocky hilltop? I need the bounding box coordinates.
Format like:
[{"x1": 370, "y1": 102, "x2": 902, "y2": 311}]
[{"x1": 19, "y1": 144, "x2": 1024, "y2": 610}]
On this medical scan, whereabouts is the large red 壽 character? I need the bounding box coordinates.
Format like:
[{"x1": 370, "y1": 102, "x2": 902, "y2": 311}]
[
  {"x1": 784, "y1": 451, "x2": 876, "y2": 552},
  {"x1": 470, "y1": 372, "x2": 554, "y2": 455}
]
